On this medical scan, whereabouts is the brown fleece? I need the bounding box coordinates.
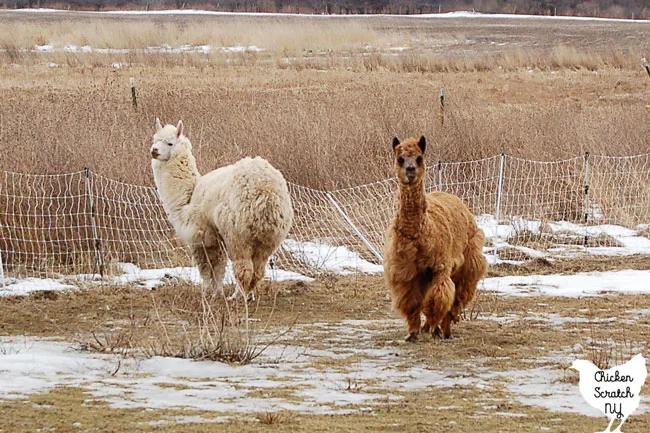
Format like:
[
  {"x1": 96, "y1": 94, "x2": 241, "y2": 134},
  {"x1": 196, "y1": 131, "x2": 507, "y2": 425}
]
[{"x1": 384, "y1": 136, "x2": 488, "y2": 341}]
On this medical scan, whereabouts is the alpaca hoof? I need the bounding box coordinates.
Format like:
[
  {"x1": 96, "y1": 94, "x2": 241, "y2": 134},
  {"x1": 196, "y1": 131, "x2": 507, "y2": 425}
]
[
  {"x1": 405, "y1": 332, "x2": 419, "y2": 342},
  {"x1": 227, "y1": 289, "x2": 255, "y2": 302},
  {"x1": 433, "y1": 327, "x2": 452, "y2": 340}
]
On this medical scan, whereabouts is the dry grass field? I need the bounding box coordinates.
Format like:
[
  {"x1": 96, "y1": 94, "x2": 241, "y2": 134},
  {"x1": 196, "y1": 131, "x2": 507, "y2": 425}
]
[
  {"x1": 1, "y1": 10, "x2": 650, "y2": 432},
  {"x1": 1, "y1": 11, "x2": 649, "y2": 189}
]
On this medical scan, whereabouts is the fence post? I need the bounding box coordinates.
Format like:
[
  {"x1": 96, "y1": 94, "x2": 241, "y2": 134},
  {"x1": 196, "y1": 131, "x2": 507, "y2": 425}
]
[
  {"x1": 583, "y1": 152, "x2": 590, "y2": 248},
  {"x1": 493, "y1": 153, "x2": 506, "y2": 260},
  {"x1": 130, "y1": 77, "x2": 137, "y2": 109},
  {"x1": 84, "y1": 168, "x2": 105, "y2": 277},
  {"x1": 325, "y1": 192, "x2": 384, "y2": 264},
  {"x1": 439, "y1": 88, "x2": 445, "y2": 127},
  {"x1": 0, "y1": 247, "x2": 5, "y2": 288},
  {"x1": 437, "y1": 160, "x2": 443, "y2": 190}
]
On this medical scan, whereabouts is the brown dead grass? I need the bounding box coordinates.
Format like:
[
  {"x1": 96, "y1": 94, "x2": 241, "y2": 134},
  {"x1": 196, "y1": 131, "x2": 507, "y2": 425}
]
[
  {"x1": 1, "y1": 66, "x2": 650, "y2": 191},
  {"x1": 0, "y1": 13, "x2": 649, "y2": 190},
  {"x1": 506, "y1": 230, "x2": 624, "y2": 251},
  {"x1": 0, "y1": 269, "x2": 649, "y2": 431},
  {"x1": 3, "y1": 383, "x2": 648, "y2": 433},
  {"x1": 0, "y1": 254, "x2": 648, "y2": 338},
  {"x1": 2, "y1": 12, "x2": 649, "y2": 70},
  {"x1": 488, "y1": 254, "x2": 650, "y2": 277}
]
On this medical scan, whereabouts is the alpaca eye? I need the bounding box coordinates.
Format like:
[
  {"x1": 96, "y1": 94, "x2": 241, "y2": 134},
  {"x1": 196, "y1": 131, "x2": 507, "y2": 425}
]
[
  {"x1": 167, "y1": 142, "x2": 173, "y2": 146},
  {"x1": 416, "y1": 156, "x2": 423, "y2": 165},
  {"x1": 397, "y1": 157, "x2": 404, "y2": 166}
]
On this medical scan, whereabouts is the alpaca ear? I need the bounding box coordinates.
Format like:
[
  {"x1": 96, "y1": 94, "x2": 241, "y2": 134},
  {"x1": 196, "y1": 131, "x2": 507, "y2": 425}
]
[
  {"x1": 418, "y1": 136, "x2": 426, "y2": 153},
  {"x1": 155, "y1": 118, "x2": 163, "y2": 132},
  {"x1": 176, "y1": 120, "x2": 184, "y2": 138},
  {"x1": 392, "y1": 137, "x2": 400, "y2": 150}
]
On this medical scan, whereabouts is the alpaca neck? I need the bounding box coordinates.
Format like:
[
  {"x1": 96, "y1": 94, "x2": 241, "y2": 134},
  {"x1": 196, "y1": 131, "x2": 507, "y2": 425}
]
[
  {"x1": 396, "y1": 179, "x2": 427, "y2": 238},
  {"x1": 152, "y1": 145, "x2": 200, "y2": 221}
]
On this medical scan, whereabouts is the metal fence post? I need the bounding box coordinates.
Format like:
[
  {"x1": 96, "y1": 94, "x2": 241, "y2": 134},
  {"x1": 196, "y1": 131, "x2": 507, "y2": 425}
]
[
  {"x1": 85, "y1": 168, "x2": 105, "y2": 277},
  {"x1": 439, "y1": 88, "x2": 445, "y2": 127},
  {"x1": 130, "y1": 77, "x2": 137, "y2": 109},
  {"x1": 0, "y1": 247, "x2": 5, "y2": 287},
  {"x1": 494, "y1": 153, "x2": 506, "y2": 260},
  {"x1": 437, "y1": 160, "x2": 443, "y2": 190},
  {"x1": 583, "y1": 152, "x2": 590, "y2": 248}
]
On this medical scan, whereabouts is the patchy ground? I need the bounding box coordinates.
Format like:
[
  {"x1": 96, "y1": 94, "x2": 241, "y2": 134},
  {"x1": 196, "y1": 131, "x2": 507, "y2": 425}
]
[{"x1": 1, "y1": 257, "x2": 649, "y2": 432}]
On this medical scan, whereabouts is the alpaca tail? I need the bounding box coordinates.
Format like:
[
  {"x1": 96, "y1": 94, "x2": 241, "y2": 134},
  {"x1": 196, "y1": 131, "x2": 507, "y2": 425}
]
[{"x1": 450, "y1": 228, "x2": 488, "y2": 320}]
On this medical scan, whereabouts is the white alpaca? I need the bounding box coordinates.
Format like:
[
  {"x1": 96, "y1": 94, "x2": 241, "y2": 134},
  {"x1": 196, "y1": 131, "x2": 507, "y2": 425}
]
[{"x1": 150, "y1": 119, "x2": 293, "y2": 297}]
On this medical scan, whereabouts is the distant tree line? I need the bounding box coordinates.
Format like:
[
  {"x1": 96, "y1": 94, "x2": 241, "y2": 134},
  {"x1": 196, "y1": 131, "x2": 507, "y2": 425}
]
[{"x1": 2, "y1": 0, "x2": 649, "y2": 18}]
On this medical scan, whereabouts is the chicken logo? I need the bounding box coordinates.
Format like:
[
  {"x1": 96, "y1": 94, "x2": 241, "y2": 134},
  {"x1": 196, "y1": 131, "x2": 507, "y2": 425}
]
[{"x1": 570, "y1": 354, "x2": 647, "y2": 433}]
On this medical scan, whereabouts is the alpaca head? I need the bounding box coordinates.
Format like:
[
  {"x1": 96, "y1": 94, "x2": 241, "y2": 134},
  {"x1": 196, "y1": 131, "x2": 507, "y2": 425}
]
[
  {"x1": 392, "y1": 136, "x2": 426, "y2": 185},
  {"x1": 151, "y1": 118, "x2": 188, "y2": 162}
]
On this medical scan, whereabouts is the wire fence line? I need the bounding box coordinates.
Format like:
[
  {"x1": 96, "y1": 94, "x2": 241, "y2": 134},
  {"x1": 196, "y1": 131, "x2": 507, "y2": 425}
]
[{"x1": 2, "y1": 152, "x2": 650, "y2": 283}]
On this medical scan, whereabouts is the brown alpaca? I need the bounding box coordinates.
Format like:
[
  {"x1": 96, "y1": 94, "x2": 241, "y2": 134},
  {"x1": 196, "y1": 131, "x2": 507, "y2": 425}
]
[{"x1": 384, "y1": 136, "x2": 487, "y2": 342}]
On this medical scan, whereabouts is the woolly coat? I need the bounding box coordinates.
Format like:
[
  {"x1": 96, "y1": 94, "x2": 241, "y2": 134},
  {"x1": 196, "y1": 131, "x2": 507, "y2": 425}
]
[
  {"x1": 384, "y1": 188, "x2": 478, "y2": 299},
  {"x1": 383, "y1": 136, "x2": 486, "y2": 339},
  {"x1": 151, "y1": 129, "x2": 293, "y2": 271}
]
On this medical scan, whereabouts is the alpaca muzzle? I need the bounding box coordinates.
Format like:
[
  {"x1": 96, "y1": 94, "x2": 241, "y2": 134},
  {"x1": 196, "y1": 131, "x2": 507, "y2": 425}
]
[
  {"x1": 151, "y1": 149, "x2": 160, "y2": 159},
  {"x1": 405, "y1": 166, "x2": 416, "y2": 182}
]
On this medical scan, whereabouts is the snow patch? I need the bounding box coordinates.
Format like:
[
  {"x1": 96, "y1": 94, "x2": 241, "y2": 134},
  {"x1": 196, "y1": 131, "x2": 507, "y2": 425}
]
[
  {"x1": 282, "y1": 239, "x2": 383, "y2": 274},
  {"x1": 483, "y1": 270, "x2": 650, "y2": 297}
]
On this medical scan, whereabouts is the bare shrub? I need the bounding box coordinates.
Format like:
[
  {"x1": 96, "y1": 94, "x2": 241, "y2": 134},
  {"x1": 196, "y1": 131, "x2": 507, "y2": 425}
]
[
  {"x1": 76, "y1": 283, "x2": 292, "y2": 365},
  {"x1": 582, "y1": 317, "x2": 646, "y2": 370}
]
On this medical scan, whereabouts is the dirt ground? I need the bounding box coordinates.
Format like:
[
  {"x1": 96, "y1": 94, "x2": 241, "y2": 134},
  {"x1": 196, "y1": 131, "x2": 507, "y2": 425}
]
[{"x1": 1, "y1": 256, "x2": 649, "y2": 432}]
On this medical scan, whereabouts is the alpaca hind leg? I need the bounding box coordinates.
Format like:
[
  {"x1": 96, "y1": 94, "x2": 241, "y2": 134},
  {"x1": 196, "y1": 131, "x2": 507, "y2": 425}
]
[
  {"x1": 422, "y1": 275, "x2": 455, "y2": 339},
  {"x1": 230, "y1": 259, "x2": 255, "y2": 301},
  {"x1": 393, "y1": 286, "x2": 423, "y2": 342},
  {"x1": 455, "y1": 229, "x2": 488, "y2": 308},
  {"x1": 206, "y1": 242, "x2": 228, "y2": 297},
  {"x1": 249, "y1": 255, "x2": 268, "y2": 294},
  {"x1": 444, "y1": 229, "x2": 488, "y2": 332}
]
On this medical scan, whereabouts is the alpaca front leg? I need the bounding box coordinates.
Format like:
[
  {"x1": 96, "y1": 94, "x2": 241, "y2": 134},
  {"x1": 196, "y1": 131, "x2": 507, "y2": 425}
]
[
  {"x1": 421, "y1": 314, "x2": 435, "y2": 335},
  {"x1": 422, "y1": 274, "x2": 455, "y2": 340},
  {"x1": 393, "y1": 286, "x2": 423, "y2": 342},
  {"x1": 437, "y1": 314, "x2": 453, "y2": 339},
  {"x1": 437, "y1": 299, "x2": 461, "y2": 339}
]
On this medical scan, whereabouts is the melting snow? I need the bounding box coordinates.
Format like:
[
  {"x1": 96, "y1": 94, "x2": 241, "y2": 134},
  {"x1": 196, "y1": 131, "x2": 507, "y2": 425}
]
[
  {"x1": 1, "y1": 316, "x2": 648, "y2": 419},
  {"x1": 483, "y1": 270, "x2": 650, "y2": 297},
  {"x1": 282, "y1": 239, "x2": 383, "y2": 275},
  {"x1": 13, "y1": 9, "x2": 650, "y2": 24},
  {"x1": 0, "y1": 278, "x2": 75, "y2": 297},
  {"x1": 26, "y1": 43, "x2": 264, "y2": 55}
]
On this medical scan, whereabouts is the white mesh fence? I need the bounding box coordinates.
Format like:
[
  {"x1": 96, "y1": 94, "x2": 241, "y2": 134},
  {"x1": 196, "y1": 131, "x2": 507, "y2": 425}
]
[
  {"x1": 90, "y1": 172, "x2": 190, "y2": 272},
  {"x1": 0, "y1": 170, "x2": 95, "y2": 278},
  {"x1": 2, "y1": 154, "x2": 650, "y2": 285}
]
